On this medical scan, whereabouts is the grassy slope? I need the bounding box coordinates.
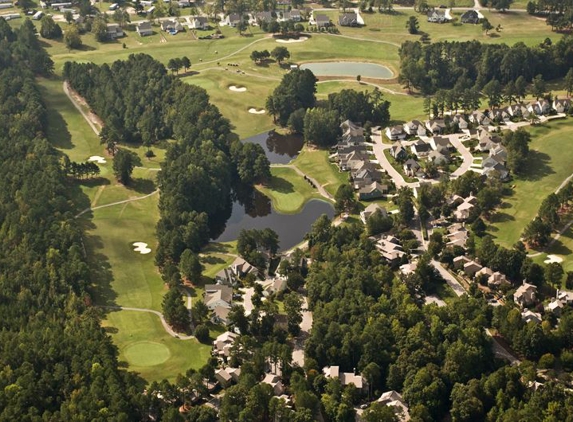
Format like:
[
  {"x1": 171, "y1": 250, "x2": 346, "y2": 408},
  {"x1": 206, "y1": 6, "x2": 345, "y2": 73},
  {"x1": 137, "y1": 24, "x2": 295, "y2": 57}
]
[
  {"x1": 292, "y1": 147, "x2": 349, "y2": 197},
  {"x1": 488, "y1": 120, "x2": 573, "y2": 248},
  {"x1": 257, "y1": 166, "x2": 326, "y2": 213}
]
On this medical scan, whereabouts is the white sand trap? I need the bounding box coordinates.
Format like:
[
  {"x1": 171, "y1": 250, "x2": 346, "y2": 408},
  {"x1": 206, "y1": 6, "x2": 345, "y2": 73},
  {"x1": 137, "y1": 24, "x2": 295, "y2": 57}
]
[
  {"x1": 248, "y1": 108, "x2": 266, "y2": 114},
  {"x1": 229, "y1": 85, "x2": 247, "y2": 92},
  {"x1": 88, "y1": 155, "x2": 107, "y2": 164},
  {"x1": 544, "y1": 254, "x2": 563, "y2": 264},
  {"x1": 276, "y1": 37, "x2": 308, "y2": 43},
  {"x1": 133, "y1": 242, "x2": 151, "y2": 255}
]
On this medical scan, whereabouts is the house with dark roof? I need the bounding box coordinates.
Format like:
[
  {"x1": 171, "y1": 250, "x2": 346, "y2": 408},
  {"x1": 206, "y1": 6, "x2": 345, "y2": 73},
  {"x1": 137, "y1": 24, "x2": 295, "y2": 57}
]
[
  {"x1": 161, "y1": 19, "x2": 184, "y2": 32},
  {"x1": 106, "y1": 23, "x2": 124, "y2": 39},
  {"x1": 461, "y1": 9, "x2": 481, "y2": 24},
  {"x1": 425, "y1": 119, "x2": 446, "y2": 135},
  {"x1": 390, "y1": 143, "x2": 407, "y2": 160},
  {"x1": 313, "y1": 13, "x2": 330, "y2": 27},
  {"x1": 224, "y1": 13, "x2": 242, "y2": 27},
  {"x1": 410, "y1": 140, "x2": 432, "y2": 158},
  {"x1": 359, "y1": 181, "x2": 388, "y2": 200},
  {"x1": 255, "y1": 11, "x2": 273, "y2": 23},
  {"x1": 282, "y1": 9, "x2": 301, "y2": 21},
  {"x1": 338, "y1": 12, "x2": 359, "y2": 26},
  {"x1": 136, "y1": 21, "x2": 153, "y2": 36},
  {"x1": 403, "y1": 158, "x2": 421, "y2": 177}
]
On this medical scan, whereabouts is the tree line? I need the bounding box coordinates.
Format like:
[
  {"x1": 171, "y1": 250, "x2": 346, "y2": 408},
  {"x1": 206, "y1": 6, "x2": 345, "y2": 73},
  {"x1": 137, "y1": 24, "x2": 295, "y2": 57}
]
[
  {"x1": 0, "y1": 19, "x2": 150, "y2": 420},
  {"x1": 399, "y1": 37, "x2": 573, "y2": 95},
  {"x1": 266, "y1": 69, "x2": 391, "y2": 147}
]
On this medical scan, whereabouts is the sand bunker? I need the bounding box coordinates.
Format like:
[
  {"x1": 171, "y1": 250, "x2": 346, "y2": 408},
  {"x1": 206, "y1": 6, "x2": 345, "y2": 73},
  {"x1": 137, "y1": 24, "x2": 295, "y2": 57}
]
[
  {"x1": 248, "y1": 108, "x2": 265, "y2": 114},
  {"x1": 276, "y1": 37, "x2": 308, "y2": 43},
  {"x1": 133, "y1": 242, "x2": 151, "y2": 255},
  {"x1": 88, "y1": 155, "x2": 107, "y2": 164},
  {"x1": 544, "y1": 254, "x2": 563, "y2": 264},
  {"x1": 229, "y1": 85, "x2": 247, "y2": 92}
]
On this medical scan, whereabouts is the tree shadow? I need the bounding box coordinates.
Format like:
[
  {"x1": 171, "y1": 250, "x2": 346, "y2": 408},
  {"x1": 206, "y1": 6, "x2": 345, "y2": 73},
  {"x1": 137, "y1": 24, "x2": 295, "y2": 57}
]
[
  {"x1": 201, "y1": 255, "x2": 226, "y2": 265},
  {"x1": 519, "y1": 150, "x2": 554, "y2": 181},
  {"x1": 203, "y1": 242, "x2": 234, "y2": 254},
  {"x1": 489, "y1": 212, "x2": 515, "y2": 223},
  {"x1": 39, "y1": 83, "x2": 74, "y2": 150},
  {"x1": 548, "y1": 239, "x2": 572, "y2": 256},
  {"x1": 129, "y1": 177, "x2": 156, "y2": 194},
  {"x1": 268, "y1": 175, "x2": 295, "y2": 194},
  {"x1": 77, "y1": 177, "x2": 111, "y2": 189},
  {"x1": 84, "y1": 231, "x2": 118, "y2": 308}
]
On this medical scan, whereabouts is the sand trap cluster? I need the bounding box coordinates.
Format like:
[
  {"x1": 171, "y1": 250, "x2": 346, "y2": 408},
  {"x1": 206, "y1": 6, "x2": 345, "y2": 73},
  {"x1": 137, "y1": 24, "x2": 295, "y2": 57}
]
[
  {"x1": 276, "y1": 37, "x2": 308, "y2": 44},
  {"x1": 133, "y1": 242, "x2": 152, "y2": 255},
  {"x1": 229, "y1": 85, "x2": 247, "y2": 92},
  {"x1": 544, "y1": 254, "x2": 563, "y2": 264},
  {"x1": 248, "y1": 108, "x2": 266, "y2": 114},
  {"x1": 88, "y1": 155, "x2": 107, "y2": 164}
]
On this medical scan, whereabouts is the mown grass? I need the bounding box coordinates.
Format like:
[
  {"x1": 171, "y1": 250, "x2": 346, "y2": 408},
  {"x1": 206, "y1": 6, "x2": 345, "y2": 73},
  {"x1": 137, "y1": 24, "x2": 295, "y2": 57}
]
[
  {"x1": 258, "y1": 166, "x2": 326, "y2": 213},
  {"x1": 292, "y1": 147, "x2": 349, "y2": 196},
  {"x1": 488, "y1": 119, "x2": 573, "y2": 248}
]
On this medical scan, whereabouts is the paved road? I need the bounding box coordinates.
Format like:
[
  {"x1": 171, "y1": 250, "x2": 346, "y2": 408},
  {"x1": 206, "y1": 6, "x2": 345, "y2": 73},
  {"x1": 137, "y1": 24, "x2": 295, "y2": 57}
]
[
  {"x1": 371, "y1": 133, "x2": 420, "y2": 188},
  {"x1": 486, "y1": 328, "x2": 521, "y2": 365},
  {"x1": 449, "y1": 135, "x2": 475, "y2": 178},
  {"x1": 292, "y1": 296, "x2": 313, "y2": 368},
  {"x1": 63, "y1": 81, "x2": 101, "y2": 136},
  {"x1": 431, "y1": 259, "x2": 467, "y2": 297}
]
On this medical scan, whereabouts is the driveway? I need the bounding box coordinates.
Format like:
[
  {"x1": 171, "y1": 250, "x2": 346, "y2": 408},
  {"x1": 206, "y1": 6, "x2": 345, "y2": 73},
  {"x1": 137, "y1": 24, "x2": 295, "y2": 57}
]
[
  {"x1": 292, "y1": 296, "x2": 313, "y2": 367},
  {"x1": 448, "y1": 134, "x2": 474, "y2": 178}
]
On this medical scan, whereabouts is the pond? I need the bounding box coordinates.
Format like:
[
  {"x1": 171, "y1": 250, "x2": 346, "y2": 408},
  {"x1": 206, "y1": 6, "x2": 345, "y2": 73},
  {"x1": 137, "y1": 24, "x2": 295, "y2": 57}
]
[
  {"x1": 300, "y1": 61, "x2": 393, "y2": 79},
  {"x1": 242, "y1": 131, "x2": 304, "y2": 165},
  {"x1": 213, "y1": 189, "x2": 335, "y2": 251}
]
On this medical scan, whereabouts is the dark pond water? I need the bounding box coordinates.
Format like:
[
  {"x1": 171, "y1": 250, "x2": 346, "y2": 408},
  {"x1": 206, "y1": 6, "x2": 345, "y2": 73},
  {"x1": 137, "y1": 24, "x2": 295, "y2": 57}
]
[
  {"x1": 243, "y1": 131, "x2": 304, "y2": 164},
  {"x1": 213, "y1": 189, "x2": 335, "y2": 251}
]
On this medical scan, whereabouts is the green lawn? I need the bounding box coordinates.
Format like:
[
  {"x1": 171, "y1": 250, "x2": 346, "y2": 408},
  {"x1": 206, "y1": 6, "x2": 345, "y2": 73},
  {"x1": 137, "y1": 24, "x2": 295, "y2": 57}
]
[
  {"x1": 488, "y1": 119, "x2": 573, "y2": 248},
  {"x1": 257, "y1": 166, "x2": 326, "y2": 213},
  {"x1": 292, "y1": 147, "x2": 349, "y2": 196},
  {"x1": 103, "y1": 310, "x2": 211, "y2": 383}
]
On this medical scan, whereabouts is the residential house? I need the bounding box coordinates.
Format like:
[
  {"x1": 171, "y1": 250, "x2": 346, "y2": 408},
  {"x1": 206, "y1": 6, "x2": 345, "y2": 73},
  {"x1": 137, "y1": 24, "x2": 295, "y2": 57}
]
[
  {"x1": 427, "y1": 149, "x2": 450, "y2": 166},
  {"x1": 106, "y1": 23, "x2": 124, "y2": 39},
  {"x1": 340, "y1": 120, "x2": 364, "y2": 138},
  {"x1": 553, "y1": 97, "x2": 571, "y2": 113},
  {"x1": 475, "y1": 266, "x2": 493, "y2": 280},
  {"x1": 469, "y1": 111, "x2": 491, "y2": 126},
  {"x1": 358, "y1": 181, "x2": 388, "y2": 200},
  {"x1": 446, "y1": 223, "x2": 468, "y2": 248},
  {"x1": 338, "y1": 12, "x2": 359, "y2": 26},
  {"x1": 376, "y1": 390, "x2": 410, "y2": 422},
  {"x1": 410, "y1": 140, "x2": 432, "y2": 158},
  {"x1": 136, "y1": 21, "x2": 153, "y2": 36},
  {"x1": 313, "y1": 13, "x2": 330, "y2": 28},
  {"x1": 390, "y1": 143, "x2": 408, "y2": 160},
  {"x1": 211, "y1": 306, "x2": 231, "y2": 325},
  {"x1": 522, "y1": 309, "x2": 542, "y2": 324},
  {"x1": 255, "y1": 11, "x2": 273, "y2": 23},
  {"x1": 403, "y1": 120, "x2": 427, "y2": 137},
  {"x1": 261, "y1": 276, "x2": 288, "y2": 295},
  {"x1": 453, "y1": 255, "x2": 470, "y2": 270},
  {"x1": 262, "y1": 374, "x2": 285, "y2": 395},
  {"x1": 464, "y1": 260, "x2": 483, "y2": 277},
  {"x1": 352, "y1": 166, "x2": 383, "y2": 189},
  {"x1": 489, "y1": 108, "x2": 510, "y2": 122},
  {"x1": 477, "y1": 128, "x2": 500, "y2": 152},
  {"x1": 215, "y1": 256, "x2": 259, "y2": 285},
  {"x1": 429, "y1": 136, "x2": 453, "y2": 151},
  {"x1": 403, "y1": 158, "x2": 421, "y2": 177},
  {"x1": 557, "y1": 289, "x2": 573, "y2": 305},
  {"x1": 545, "y1": 299, "x2": 565, "y2": 317},
  {"x1": 506, "y1": 103, "x2": 529, "y2": 119},
  {"x1": 360, "y1": 203, "x2": 387, "y2": 224},
  {"x1": 178, "y1": 0, "x2": 191, "y2": 7},
  {"x1": 375, "y1": 235, "x2": 406, "y2": 264},
  {"x1": 282, "y1": 9, "x2": 301, "y2": 21},
  {"x1": 425, "y1": 119, "x2": 446, "y2": 135},
  {"x1": 323, "y1": 366, "x2": 367, "y2": 391},
  {"x1": 483, "y1": 161, "x2": 510, "y2": 181},
  {"x1": 514, "y1": 282, "x2": 537, "y2": 308},
  {"x1": 204, "y1": 284, "x2": 233, "y2": 310},
  {"x1": 399, "y1": 260, "x2": 418, "y2": 276},
  {"x1": 213, "y1": 331, "x2": 238, "y2": 357},
  {"x1": 227, "y1": 367, "x2": 241, "y2": 382},
  {"x1": 454, "y1": 197, "x2": 477, "y2": 221},
  {"x1": 427, "y1": 9, "x2": 450, "y2": 23},
  {"x1": 451, "y1": 114, "x2": 469, "y2": 130},
  {"x1": 461, "y1": 9, "x2": 481, "y2": 24},
  {"x1": 527, "y1": 99, "x2": 551, "y2": 116},
  {"x1": 188, "y1": 16, "x2": 208, "y2": 30},
  {"x1": 215, "y1": 368, "x2": 233, "y2": 387},
  {"x1": 161, "y1": 19, "x2": 184, "y2": 32},
  {"x1": 224, "y1": 13, "x2": 242, "y2": 27},
  {"x1": 488, "y1": 271, "x2": 510, "y2": 288},
  {"x1": 385, "y1": 125, "x2": 407, "y2": 141},
  {"x1": 339, "y1": 150, "x2": 369, "y2": 171}
]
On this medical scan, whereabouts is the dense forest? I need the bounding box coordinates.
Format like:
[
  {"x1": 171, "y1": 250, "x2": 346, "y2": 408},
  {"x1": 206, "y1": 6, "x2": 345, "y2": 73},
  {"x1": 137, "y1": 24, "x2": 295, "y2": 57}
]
[
  {"x1": 64, "y1": 54, "x2": 271, "y2": 271},
  {"x1": 399, "y1": 36, "x2": 573, "y2": 95},
  {"x1": 0, "y1": 19, "x2": 148, "y2": 420}
]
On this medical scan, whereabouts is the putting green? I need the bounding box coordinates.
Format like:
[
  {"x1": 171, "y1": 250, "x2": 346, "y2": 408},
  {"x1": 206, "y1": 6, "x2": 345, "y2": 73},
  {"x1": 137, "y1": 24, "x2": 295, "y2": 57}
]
[{"x1": 124, "y1": 341, "x2": 171, "y2": 367}]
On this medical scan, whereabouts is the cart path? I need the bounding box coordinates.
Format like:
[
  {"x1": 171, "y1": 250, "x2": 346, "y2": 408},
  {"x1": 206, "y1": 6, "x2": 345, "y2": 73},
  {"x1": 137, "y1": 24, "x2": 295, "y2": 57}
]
[
  {"x1": 272, "y1": 163, "x2": 334, "y2": 201},
  {"x1": 75, "y1": 189, "x2": 159, "y2": 218}
]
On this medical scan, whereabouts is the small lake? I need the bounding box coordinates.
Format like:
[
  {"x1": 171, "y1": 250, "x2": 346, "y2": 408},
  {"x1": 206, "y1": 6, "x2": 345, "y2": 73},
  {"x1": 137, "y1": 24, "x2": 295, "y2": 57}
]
[
  {"x1": 243, "y1": 131, "x2": 304, "y2": 165},
  {"x1": 300, "y1": 62, "x2": 393, "y2": 79},
  {"x1": 214, "y1": 191, "x2": 335, "y2": 251}
]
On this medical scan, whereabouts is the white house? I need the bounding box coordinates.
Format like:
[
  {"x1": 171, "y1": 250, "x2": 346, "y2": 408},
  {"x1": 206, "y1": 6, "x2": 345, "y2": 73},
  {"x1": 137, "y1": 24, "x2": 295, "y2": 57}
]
[
  {"x1": 385, "y1": 125, "x2": 407, "y2": 141},
  {"x1": 514, "y1": 282, "x2": 537, "y2": 308},
  {"x1": 136, "y1": 21, "x2": 153, "y2": 36}
]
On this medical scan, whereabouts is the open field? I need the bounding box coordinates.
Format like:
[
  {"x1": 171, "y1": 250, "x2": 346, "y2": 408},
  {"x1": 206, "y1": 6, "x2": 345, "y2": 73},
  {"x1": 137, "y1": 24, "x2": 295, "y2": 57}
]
[
  {"x1": 291, "y1": 147, "x2": 349, "y2": 196},
  {"x1": 488, "y1": 119, "x2": 573, "y2": 248},
  {"x1": 258, "y1": 166, "x2": 326, "y2": 213}
]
